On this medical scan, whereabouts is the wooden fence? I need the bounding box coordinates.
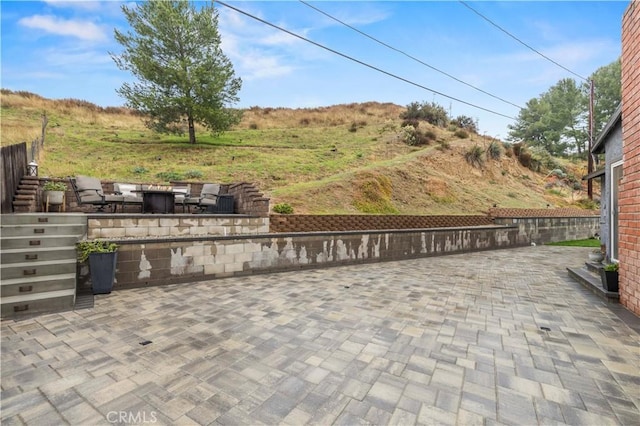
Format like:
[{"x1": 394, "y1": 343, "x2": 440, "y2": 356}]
[{"x1": 1, "y1": 142, "x2": 28, "y2": 213}]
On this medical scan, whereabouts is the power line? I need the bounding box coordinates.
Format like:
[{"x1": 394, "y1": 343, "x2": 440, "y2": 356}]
[
  {"x1": 216, "y1": 1, "x2": 517, "y2": 120},
  {"x1": 300, "y1": 0, "x2": 523, "y2": 110},
  {"x1": 459, "y1": 1, "x2": 588, "y2": 82}
]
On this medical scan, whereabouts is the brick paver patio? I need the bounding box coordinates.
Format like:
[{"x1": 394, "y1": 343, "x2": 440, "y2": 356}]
[{"x1": 1, "y1": 246, "x2": 639, "y2": 425}]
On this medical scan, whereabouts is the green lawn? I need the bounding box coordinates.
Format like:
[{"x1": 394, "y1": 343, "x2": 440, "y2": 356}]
[{"x1": 546, "y1": 238, "x2": 600, "y2": 247}]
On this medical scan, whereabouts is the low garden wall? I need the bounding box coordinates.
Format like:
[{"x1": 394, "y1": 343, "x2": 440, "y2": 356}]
[
  {"x1": 78, "y1": 209, "x2": 600, "y2": 291},
  {"x1": 492, "y1": 217, "x2": 599, "y2": 245},
  {"x1": 86, "y1": 214, "x2": 269, "y2": 239},
  {"x1": 99, "y1": 225, "x2": 521, "y2": 290}
]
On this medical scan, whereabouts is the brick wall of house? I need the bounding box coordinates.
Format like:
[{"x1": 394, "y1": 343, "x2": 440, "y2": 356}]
[{"x1": 620, "y1": 2, "x2": 640, "y2": 316}]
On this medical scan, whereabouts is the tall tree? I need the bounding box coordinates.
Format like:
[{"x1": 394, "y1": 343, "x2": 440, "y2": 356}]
[
  {"x1": 508, "y1": 59, "x2": 621, "y2": 157},
  {"x1": 544, "y1": 78, "x2": 586, "y2": 155},
  {"x1": 111, "y1": 0, "x2": 242, "y2": 144},
  {"x1": 582, "y1": 59, "x2": 621, "y2": 136},
  {"x1": 508, "y1": 79, "x2": 585, "y2": 156}
]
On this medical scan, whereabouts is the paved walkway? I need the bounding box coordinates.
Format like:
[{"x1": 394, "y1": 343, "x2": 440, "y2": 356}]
[{"x1": 1, "y1": 246, "x2": 639, "y2": 425}]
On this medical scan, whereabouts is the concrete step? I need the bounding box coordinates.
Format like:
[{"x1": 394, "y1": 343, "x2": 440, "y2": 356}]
[
  {"x1": 0, "y1": 258, "x2": 76, "y2": 280},
  {"x1": 18, "y1": 181, "x2": 39, "y2": 187},
  {"x1": 0, "y1": 213, "x2": 86, "y2": 225},
  {"x1": 0, "y1": 224, "x2": 85, "y2": 238},
  {"x1": 1, "y1": 235, "x2": 83, "y2": 250},
  {"x1": 1, "y1": 213, "x2": 87, "y2": 317},
  {"x1": 567, "y1": 266, "x2": 619, "y2": 302},
  {"x1": 1, "y1": 273, "x2": 76, "y2": 298},
  {"x1": 15, "y1": 189, "x2": 36, "y2": 195},
  {"x1": 1, "y1": 289, "x2": 75, "y2": 317},
  {"x1": 585, "y1": 261, "x2": 605, "y2": 274},
  {"x1": 14, "y1": 194, "x2": 35, "y2": 201},
  {"x1": 1, "y1": 246, "x2": 77, "y2": 264}
]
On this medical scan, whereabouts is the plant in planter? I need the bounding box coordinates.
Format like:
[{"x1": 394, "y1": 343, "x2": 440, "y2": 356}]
[
  {"x1": 42, "y1": 181, "x2": 67, "y2": 206},
  {"x1": 77, "y1": 240, "x2": 119, "y2": 295},
  {"x1": 588, "y1": 249, "x2": 604, "y2": 262},
  {"x1": 600, "y1": 262, "x2": 619, "y2": 292}
]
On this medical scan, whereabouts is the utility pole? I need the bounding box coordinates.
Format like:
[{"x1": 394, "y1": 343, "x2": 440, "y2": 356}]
[{"x1": 587, "y1": 79, "x2": 594, "y2": 200}]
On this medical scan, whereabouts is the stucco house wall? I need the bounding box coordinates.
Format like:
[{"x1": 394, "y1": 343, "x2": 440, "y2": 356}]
[{"x1": 592, "y1": 109, "x2": 623, "y2": 258}]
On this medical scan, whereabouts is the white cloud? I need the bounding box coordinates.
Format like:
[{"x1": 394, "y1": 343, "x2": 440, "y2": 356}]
[
  {"x1": 43, "y1": 0, "x2": 103, "y2": 11},
  {"x1": 326, "y1": 6, "x2": 390, "y2": 27},
  {"x1": 218, "y1": 5, "x2": 311, "y2": 82},
  {"x1": 238, "y1": 50, "x2": 297, "y2": 80},
  {"x1": 44, "y1": 48, "x2": 112, "y2": 68},
  {"x1": 261, "y1": 29, "x2": 309, "y2": 47},
  {"x1": 18, "y1": 15, "x2": 107, "y2": 42},
  {"x1": 500, "y1": 39, "x2": 618, "y2": 68}
]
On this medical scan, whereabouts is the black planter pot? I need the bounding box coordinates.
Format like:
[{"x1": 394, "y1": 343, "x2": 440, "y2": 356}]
[
  {"x1": 600, "y1": 270, "x2": 619, "y2": 292},
  {"x1": 89, "y1": 251, "x2": 117, "y2": 294}
]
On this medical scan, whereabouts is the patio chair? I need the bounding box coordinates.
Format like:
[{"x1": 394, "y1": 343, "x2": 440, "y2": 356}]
[
  {"x1": 195, "y1": 183, "x2": 220, "y2": 213},
  {"x1": 70, "y1": 175, "x2": 123, "y2": 212},
  {"x1": 172, "y1": 184, "x2": 193, "y2": 213},
  {"x1": 114, "y1": 183, "x2": 143, "y2": 212}
]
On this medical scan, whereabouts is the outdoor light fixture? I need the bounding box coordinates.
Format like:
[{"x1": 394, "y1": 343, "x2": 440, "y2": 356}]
[{"x1": 27, "y1": 161, "x2": 38, "y2": 176}]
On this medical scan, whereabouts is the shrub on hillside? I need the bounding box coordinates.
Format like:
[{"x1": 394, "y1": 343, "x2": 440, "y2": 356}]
[
  {"x1": 401, "y1": 125, "x2": 417, "y2": 145},
  {"x1": 273, "y1": 203, "x2": 294, "y2": 214},
  {"x1": 518, "y1": 149, "x2": 532, "y2": 168},
  {"x1": 156, "y1": 171, "x2": 183, "y2": 182},
  {"x1": 450, "y1": 115, "x2": 478, "y2": 133},
  {"x1": 184, "y1": 170, "x2": 203, "y2": 179},
  {"x1": 487, "y1": 141, "x2": 502, "y2": 160},
  {"x1": 504, "y1": 145, "x2": 514, "y2": 158},
  {"x1": 465, "y1": 145, "x2": 484, "y2": 168},
  {"x1": 401, "y1": 125, "x2": 433, "y2": 146},
  {"x1": 512, "y1": 142, "x2": 523, "y2": 157},
  {"x1": 528, "y1": 146, "x2": 563, "y2": 172},
  {"x1": 401, "y1": 118, "x2": 420, "y2": 129},
  {"x1": 400, "y1": 101, "x2": 449, "y2": 127},
  {"x1": 454, "y1": 129, "x2": 469, "y2": 139},
  {"x1": 424, "y1": 129, "x2": 437, "y2": 141}
]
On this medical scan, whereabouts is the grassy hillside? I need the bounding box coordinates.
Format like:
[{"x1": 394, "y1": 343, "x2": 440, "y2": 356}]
[{"x1": 0, "y1": 89, "x2": 597, "y2": 215}]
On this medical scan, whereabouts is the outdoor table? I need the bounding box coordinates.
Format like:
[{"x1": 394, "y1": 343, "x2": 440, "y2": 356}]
[{"x1": 136, "y1": 189, "x2": 175, "y2": 214}]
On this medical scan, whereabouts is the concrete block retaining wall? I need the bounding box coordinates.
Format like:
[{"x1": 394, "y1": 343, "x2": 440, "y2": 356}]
[
  {"x1": 493, "y1": 217, "x2": 600, "y2": 245},
  {"x1": 86, "y1": 214, "x2": 269, "y2": 239},
  {"x1": 102, "y1": 225, "x2": 521, "y2": 290},
  {"x1": 78, "y1": 213, "x2": 599, "y2": 291}
]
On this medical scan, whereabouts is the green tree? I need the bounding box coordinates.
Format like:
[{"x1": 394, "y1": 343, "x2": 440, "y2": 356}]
[
  {"x1": 582, "y1": 59, "x2": 621, "y2": 136},
  {"x1": 544, "y1": 78, "x2": 586, "y2": 155},
  {"x1": 507, "y1": 97, "x2": 559, "y2": 154},
  {"x1": 111, "y1": 0, "x2": 242, "y2": 144},
  {"x1": 508, "y1": 78, "x2": 586, "y2": 156},
  {"x1": 509, "y1": 59, "x2": 621, "y2": 157}
]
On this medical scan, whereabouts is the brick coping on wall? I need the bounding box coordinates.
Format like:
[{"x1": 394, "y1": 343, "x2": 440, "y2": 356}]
[
  {"x1": 488, "y1": 208, "x2": 599, "y2": 218},
  {"x1": 269, "y1": 209, "x2": 598, "y2": 233}
]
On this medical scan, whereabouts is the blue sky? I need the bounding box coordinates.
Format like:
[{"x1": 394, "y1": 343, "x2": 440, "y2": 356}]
[{"x1": 1, "y1": 1, "x2": 629, "y2": 139}]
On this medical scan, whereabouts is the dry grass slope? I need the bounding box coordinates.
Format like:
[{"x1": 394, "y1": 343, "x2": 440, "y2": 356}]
[{"x1": 0, "y1": 89, "x2": 598, "y2": 215}]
